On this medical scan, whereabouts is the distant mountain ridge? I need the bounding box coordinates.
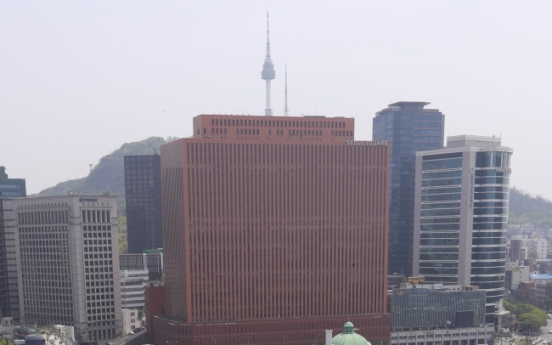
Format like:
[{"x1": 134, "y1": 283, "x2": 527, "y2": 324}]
[
  {"x1": 35, "y1": 138, "x2": 552, "y2": 224},
  {"x1": 509, "y1": 187, "x2": 552, "y2": 228},
  {"x1": 35, "y1": 136, "x2": 174, "y2": 212}
]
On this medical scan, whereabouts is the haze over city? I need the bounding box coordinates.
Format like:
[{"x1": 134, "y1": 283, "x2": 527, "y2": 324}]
[{"x1": 1, "y1": 1, "x2": 551, "y2": 198}]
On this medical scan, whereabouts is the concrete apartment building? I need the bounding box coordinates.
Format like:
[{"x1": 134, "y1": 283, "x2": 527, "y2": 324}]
[
  {"x1": 12, "y1": 195, "x2": 122, "y2": 342},
  {"x1": 413, "y1": 135, "x2": 513, "y2": 324}
]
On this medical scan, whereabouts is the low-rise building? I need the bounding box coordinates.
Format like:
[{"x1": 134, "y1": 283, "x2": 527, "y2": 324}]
[
  {"x1": 120, "y1": 270, "x2": 148, "y2": 313},
  {"x1": 390, "y1": 283, "x2": 492, "y2": 345},
  {"x1": 119, "y1": 250, "x2": 163, "y2": 282},
  {"x1": 121, "y1": 309, "x2": 142, "y2": 334},
  {"x1": 505, "y1": 262, "x2": 530, "y2": 290}
]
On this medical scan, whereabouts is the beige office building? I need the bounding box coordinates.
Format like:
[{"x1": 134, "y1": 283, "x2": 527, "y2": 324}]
[{"x1": 13, "y1": 195, "x2": 122, "y2": 342}]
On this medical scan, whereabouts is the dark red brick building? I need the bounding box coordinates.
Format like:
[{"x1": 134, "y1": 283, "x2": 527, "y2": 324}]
[
  {"x1": 155, "y1": 114, "x2": 391, "y2": 345},
  {"x1": 145, "y1": 285, "x2": 165, "y2": 343}
]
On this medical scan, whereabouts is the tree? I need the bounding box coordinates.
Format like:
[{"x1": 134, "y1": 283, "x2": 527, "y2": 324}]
[
  {"x1": 504, "y1": 300, "x2": 547, "y2": 332},
  {"x1": 519, "y1": 309, "x2": 547, "y2": 332},
  {"x1": 528, "y1": 250, "x2": 539, "y2": 260},
  {"x1": 119, "y1": 215, "x2": 128, "y2": 254}
]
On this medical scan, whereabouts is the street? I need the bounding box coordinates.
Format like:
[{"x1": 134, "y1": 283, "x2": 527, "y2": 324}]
[{"x1": 501, "y1": 319, "x2": 552, "y2": 345}]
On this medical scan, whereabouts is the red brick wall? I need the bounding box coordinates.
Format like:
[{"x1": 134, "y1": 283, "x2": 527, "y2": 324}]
[{"x1": 145, "y1": 285, "x2": 165, "y2": 343}]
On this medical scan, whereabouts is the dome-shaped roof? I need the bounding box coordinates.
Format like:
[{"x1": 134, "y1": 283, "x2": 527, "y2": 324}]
[{"x1": 332, "y1": 322, "x2": 371, "y2": 345}]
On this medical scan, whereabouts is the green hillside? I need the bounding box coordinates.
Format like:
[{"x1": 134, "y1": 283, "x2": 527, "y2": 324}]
[
  {"x1": 35, "y1": 136, "x2": 173, "y2": 213},
  {"x1": 509, "y1": 187, "x2": 552, "y2": 228},
  {"x1": 35, "y1": 138, "x2": 552, "y2": 230}
]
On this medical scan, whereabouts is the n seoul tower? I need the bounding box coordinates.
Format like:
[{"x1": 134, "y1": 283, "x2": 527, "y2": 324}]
[{"x1": 261, "y1": 12, "x2": 275, "y2": 116}]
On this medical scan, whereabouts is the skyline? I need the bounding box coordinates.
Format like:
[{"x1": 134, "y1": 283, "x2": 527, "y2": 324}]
[{"x1": 1, "y1": 1, "x2": 552, "y2": 198}]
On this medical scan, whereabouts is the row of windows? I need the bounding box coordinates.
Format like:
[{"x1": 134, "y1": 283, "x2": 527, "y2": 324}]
[
  {"x1": 420, "y1": 268, "x2": 457, "y2": 275},
  {"x1": 210, "y1": 118, "x2": 347, "y2": 129},
  {"x1": 421, "y1": 202, "x2": 461, "y2": 209},
  {"x1": 472, "y1": 238, "x2": 507, "y2": 245},
  {"x1": 83, "y1": 225, "x2": 112, "y2": 231},
  {"x1": 422, "y1": 158, "x2": 462, "y2": 171},
  {"x1": 476, "y1": 151, "x2": 511, "y2": 168},
  {"x1": 87, "y1": 294, "x2": 114, "y2": 302},
  {"x1": 82, "y1": 210, "x2": 111, "y2": 224},
  {"x1": 86, "y1": 288, "x2": 115, "y2": 295},
  {"x1": 18, "y1": 211, "x2": 69, "y2": 225},
  {"x1": 473, "y1": 223, "x2": 507, "y2": 230},
  {"x1": 472, "y1": 252, "x2": 506, "y2": 260},
  {"x1": 19, "y1": 240, "x2": 69, "y2": 247},
  {"x1": 421, "y1": 233, "x2": 459, "y2": 239},
  {"x1": 419, "y1": 262, "x2": 458, "y2": 268},
  {"x1": 422, "y1": 178, "x2": 462, "y2": 187},
  {"x1": 475, "y1": 177, "x2": 509, "y2": 185},
  {"x1": 422, "y1": 193, "x2": 461, "y2": 202},
  {"x1": 420, "y1": 247, "x2": 458, "y2": 253},
  {"x1": 21, "y1": 266, "x2": 70, "y2": 274},
  {"x1": 23, "y1": 290, "x2": 72, "y2": 298},
  {"x1": 125, "y1": 168, "x2": 155, "y2": 175},
  {"x1": 422, "y1": 170, "x2": 462, "y2": 179},
  {"x1": 20, "y1": 226, "x2": 68, "y2": 233},
  {"x1": 421, "y1": 209, "x2": 460, "y2": 217},
  {"x1": 84, "y1": 239, "x2": 112, "y2": 245},
  {"x1": 84, "y1": 247, "x2": 113, "y2": 253},
  {"x1": 20, "y1": 233, "x2": 68, "y2": 240},
  {"x1": 85, "y1": 259, "x2": 113, "y2": 266},
  {"x1": 472, "y1": 267, "x2": 505, "y2": 274},
  {"x1": 420, "y1": 253, "x2": 459, "y2": 261},
  {"x1": 21, "y1": 247, "x2": 69, "y2": 253},
  {"x1": 421, "y1": 217, "x2": 460, "y2": 224},
  {"x1": 87, "y1": 328, "x2": 116, "y2": 342},
  {"x1": 475, "y1": 169, "x2": 510, "y2": 177},
  {"x1": 420, "y1": 239, "x2": 459, "y2": 246},
  {"x1": 84, "y1": 232, "x2": 111, "y2": 238}
]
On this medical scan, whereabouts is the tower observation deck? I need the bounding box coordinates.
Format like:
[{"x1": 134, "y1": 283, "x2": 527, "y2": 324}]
[{"x1": 261, "y1": 12, "x2": 275, "y2": 116}]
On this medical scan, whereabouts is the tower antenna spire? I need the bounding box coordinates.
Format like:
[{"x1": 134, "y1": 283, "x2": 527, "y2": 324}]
[
  {"x1": 266, "y1": 11, "x2": 271, "y2": 58},
  {"x1": 261, "y1": 11, "x2": 275, "y2": 116},
  {"x1": 284, "y1": 64, "x2": 289, "y2": 116}
]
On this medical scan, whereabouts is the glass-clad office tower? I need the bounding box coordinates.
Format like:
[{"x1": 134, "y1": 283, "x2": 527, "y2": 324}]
[
  {"x1": 0, "y1": 167, "x2": 26, "y2": 199},
  {"x1": 373, "y1": 102, "x2": 444, "y2": 276},
  {"x1": 124, "y1": 155, "x2": 163, "y2": 254},
  {"x1": 413, "y1": 135, "x2": 513, "y2": 323},
  {"x1": 0, "y1": 167, "x2": 25, "y2": 318}
]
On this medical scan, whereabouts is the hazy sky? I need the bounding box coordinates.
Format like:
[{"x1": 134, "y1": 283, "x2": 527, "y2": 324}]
[{"x1": 2, "y1": 1, "x2": 552, "y2": 199}]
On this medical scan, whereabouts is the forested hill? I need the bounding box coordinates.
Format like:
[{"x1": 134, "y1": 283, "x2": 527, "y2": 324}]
[
  {"x1": 35, "y1": 136, "x2": 173, "y2": 212},
  {"x1": 34, "y1": 138, "x2": 552, "y2": 224},
  {"x1": 509, "y1": 187, "x2": 552, "y2": 228}
]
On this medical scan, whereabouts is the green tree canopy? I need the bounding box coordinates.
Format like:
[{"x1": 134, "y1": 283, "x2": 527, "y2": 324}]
[{"x1": 504, "y1": 300, "x2": 547, "y2": 332}]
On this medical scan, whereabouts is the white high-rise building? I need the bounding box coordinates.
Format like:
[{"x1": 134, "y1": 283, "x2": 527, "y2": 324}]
[
  {"x1": 413, "y1": 135, "x2": 513, "y2": 324},
  {"x1": 526, "y1": 238, "x2": 547, "y2": 260},
  {"x1": 120, "y1": 269, "x2": 148, "y2": 312},
  {"x1": 12, "y1": 195, "x2": 122, "y2": 342}
]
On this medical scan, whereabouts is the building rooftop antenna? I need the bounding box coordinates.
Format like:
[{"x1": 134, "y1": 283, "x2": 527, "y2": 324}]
[
  {"x1": 261, "y1": 11, "x2": 275, "y2": 116},
  {"x1": 284, "y1": 64, "x2": 289, "y2": 116}
]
